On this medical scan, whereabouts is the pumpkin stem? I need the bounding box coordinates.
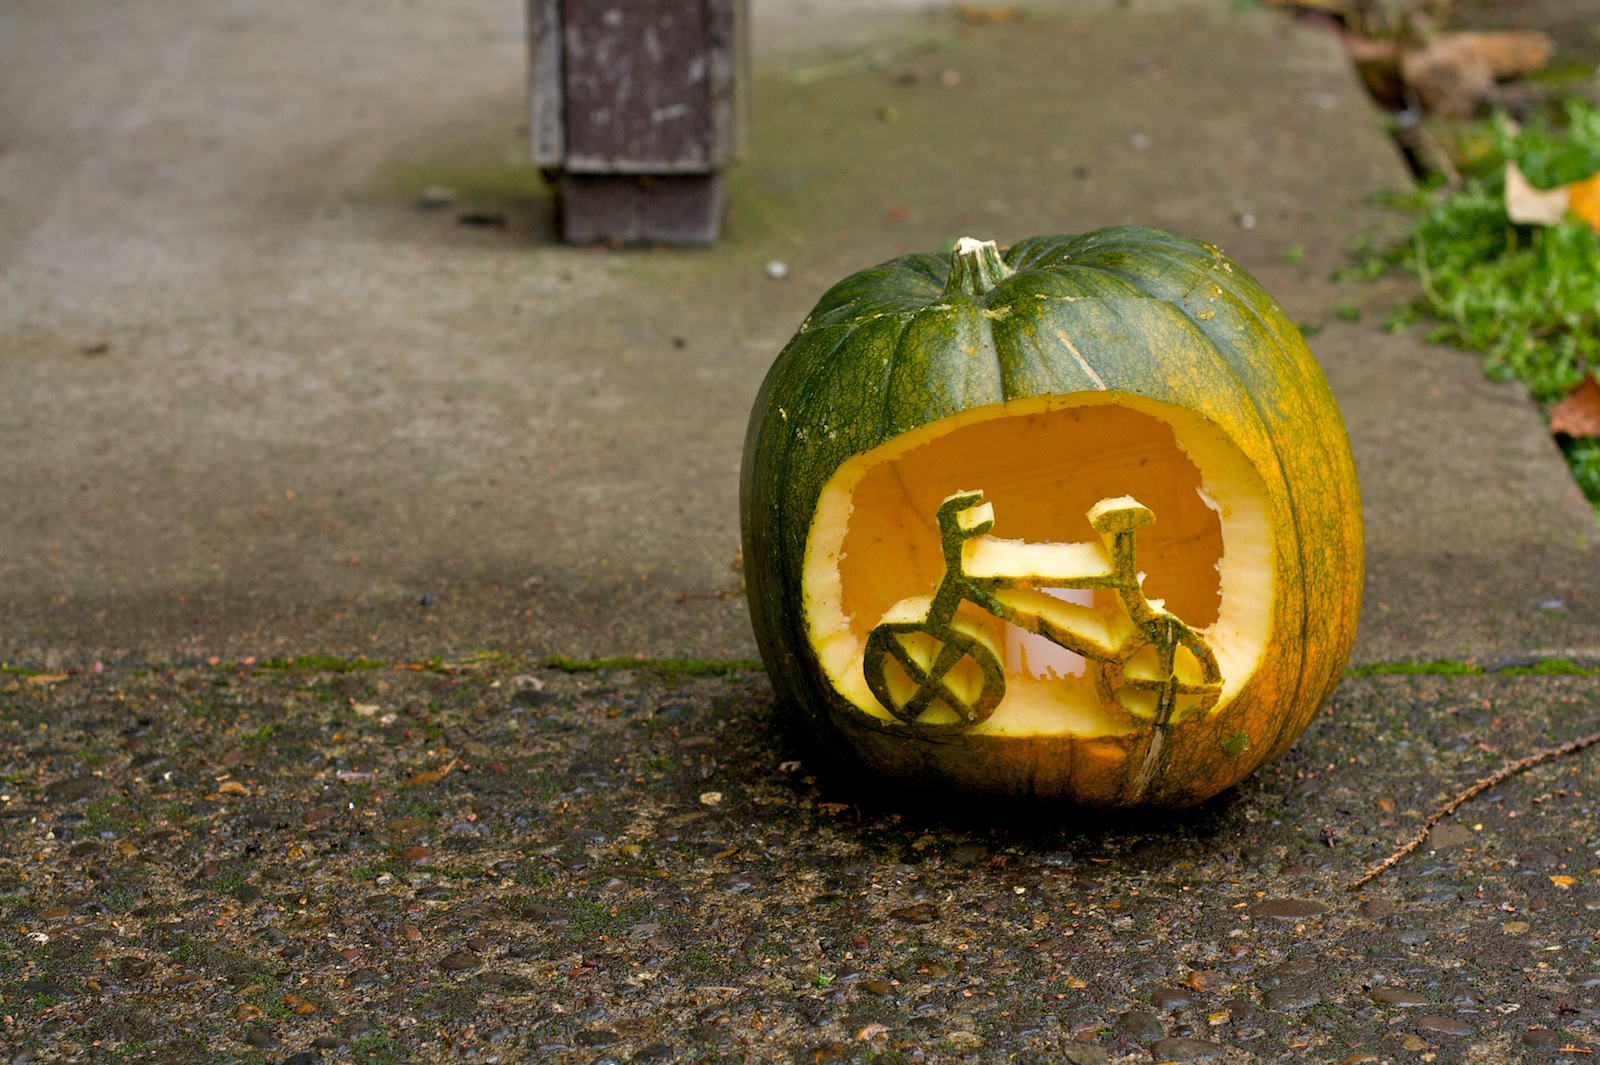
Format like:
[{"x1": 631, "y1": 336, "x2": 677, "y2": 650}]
[{"x1": 944, "y1": 237, "x2": 1013, "y2": 297}]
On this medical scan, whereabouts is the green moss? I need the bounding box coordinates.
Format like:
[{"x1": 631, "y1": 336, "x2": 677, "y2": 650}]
[
  {"x1": 255, "y1": 655, "x2": 386, "y2": 674},
  {"x1": 1346, "y1": 657, "x2": 1599, "y2": 677},
  {"x1": 538, "y1": 654, "x2": 761, "y2": 676},
  {"x1": 1348, "y1": 659, "x2": 1484, "y2": 677}
]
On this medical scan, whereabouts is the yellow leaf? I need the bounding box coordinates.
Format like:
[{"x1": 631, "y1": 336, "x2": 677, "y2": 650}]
[{"x1": 1551, "y1": 875, "x2": 1576, "y2": 889}]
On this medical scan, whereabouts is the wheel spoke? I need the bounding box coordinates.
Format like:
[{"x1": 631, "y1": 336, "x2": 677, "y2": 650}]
[{"x1": 868, "y1": 626, "x2": 989, "y2": 726}]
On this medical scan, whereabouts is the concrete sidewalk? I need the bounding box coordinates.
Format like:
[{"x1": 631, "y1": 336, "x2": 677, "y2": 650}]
[{"x1": 0, "y1": 0, "x2": 1596, "y2": 668}]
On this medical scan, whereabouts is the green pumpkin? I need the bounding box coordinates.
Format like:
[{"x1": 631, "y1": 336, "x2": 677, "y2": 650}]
[{"x1": 740, "y1": 227, "x2": 1363, "y2": 808}]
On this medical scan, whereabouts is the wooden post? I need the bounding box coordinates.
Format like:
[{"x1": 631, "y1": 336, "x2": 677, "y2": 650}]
[{"x1": 529, "y1": 0, "x2": 747, "y2": 245}]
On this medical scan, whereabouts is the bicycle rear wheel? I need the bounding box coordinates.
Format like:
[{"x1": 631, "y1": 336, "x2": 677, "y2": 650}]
[{"x1": 1095, "y1": 615, "x2": 1222, "y2": 726}]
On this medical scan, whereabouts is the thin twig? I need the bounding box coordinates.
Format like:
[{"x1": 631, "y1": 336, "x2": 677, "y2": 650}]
[{"x1": 1347, "y1": 727, "x2": 1600, "y2": 891}]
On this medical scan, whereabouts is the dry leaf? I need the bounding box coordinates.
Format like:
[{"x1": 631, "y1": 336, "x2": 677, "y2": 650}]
[
  {"x1": 1507, "y1": 161, "x2": 1571, "y2": 226},
  {"x1": 1347, "y1": 37, "x2": 1403, "y2": 110},
  {"x1": 1551, "y1": 376, "x2": 1600, "y2": 439},
  {"x1": 1265, "y1": 0, "x2": 1355, "y2": 11},
  {"x1": 1551, "y1": 874, "x2": 1577, "y2": 889},
  {"x1": 1401, "y1": 31, "x2": 1553, "y2": 116},
  {"x1": 1570, "y1": 173, "x2": 1600, "y2": 230},
  {"x1": 217, "y1": 781, "x2": 249, "y2": 796},
  {"x1": 26, "y1": 673, "x2": 69, "y2": 686},
  {"x1": 1181, "y1": 968, "x2": 1232, "y2": 992},
  {"x1": 956, "y1": 4, "x2": 1020, "y2": 24},
  {"x1": 281, "y1": 993, "x2": 317, "y2": 1015},
  {"x1": 855, "y1": 1022, "x2": 891, "y2": 1041}
]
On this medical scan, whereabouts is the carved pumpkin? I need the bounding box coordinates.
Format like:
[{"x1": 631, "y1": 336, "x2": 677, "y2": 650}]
[{"x1": 740, "y1": 227, "x2": 1363, "y2": 808}]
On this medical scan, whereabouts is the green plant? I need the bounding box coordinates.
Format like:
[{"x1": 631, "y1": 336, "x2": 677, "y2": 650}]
[{"x1": 1352, "y1": 99, "x2": 1600, "y2": 507}]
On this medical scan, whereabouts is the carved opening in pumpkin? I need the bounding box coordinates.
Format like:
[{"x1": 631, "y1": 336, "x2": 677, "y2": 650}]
[{"x1": 803, "y1": 393, "x2": 1273, "y2": 737}]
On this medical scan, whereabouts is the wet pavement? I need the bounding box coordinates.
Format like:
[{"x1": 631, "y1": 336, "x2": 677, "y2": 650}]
[
  {"x1": 4, "y1": 659, "x2": 1600, "y2": 1063},
  {"x1": 5, "y1": 1, "x2": 1600, "y2": 1063}
]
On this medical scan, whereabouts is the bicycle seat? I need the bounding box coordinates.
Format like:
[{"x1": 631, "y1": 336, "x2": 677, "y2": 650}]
[{"x1": 1087, "y1": 496, "x2": 1154, "y2": 535}]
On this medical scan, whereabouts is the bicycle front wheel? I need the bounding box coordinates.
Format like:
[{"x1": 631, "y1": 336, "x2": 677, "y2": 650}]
[{"x1": 863, "y1": 621, "x2": 1005, "y2": 731}]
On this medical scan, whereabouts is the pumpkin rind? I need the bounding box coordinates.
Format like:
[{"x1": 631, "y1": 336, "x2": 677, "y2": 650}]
[{"x1": 740, "y1": 226, "x2": 1362, "y2": 808}]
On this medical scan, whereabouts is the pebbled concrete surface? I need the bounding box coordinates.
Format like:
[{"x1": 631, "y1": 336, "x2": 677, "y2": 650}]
[
  {"x1": 3, "y1": 657, "x2": 1600, "y2": 1063},
  {"x1": 5, "y1": 5, "x2": 1600, "y2": 1064},
  {"x1": 1, "y1": 0, "x2": 1596, "y2": 668}
]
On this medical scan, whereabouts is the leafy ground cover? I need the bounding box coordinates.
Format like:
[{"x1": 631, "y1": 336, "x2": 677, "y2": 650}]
[{"x1": 1347, "y1": 97, "x2": 1600, "y2": 508}]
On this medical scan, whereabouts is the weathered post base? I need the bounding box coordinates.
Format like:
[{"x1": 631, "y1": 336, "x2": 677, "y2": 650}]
[{"x1": 560, "y1": 173, "x2": 723, "y2": 246}]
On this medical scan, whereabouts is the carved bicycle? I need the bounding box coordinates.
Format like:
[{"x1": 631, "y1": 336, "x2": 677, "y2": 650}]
[{"x1": 863, "y1": 490, "x2": 1223, "y2": 732}]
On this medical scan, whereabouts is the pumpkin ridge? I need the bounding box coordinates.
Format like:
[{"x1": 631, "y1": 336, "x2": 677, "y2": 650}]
[
  {"x1": 1114, "y1": 267, "x2": 1317, "y2": 764},
  {"x1": 1070, "y1": 238, "x2": 1351, "y2": 764},
  {"x1": 1098, "y1": 238, "x2": 1361, "y2": 703}
]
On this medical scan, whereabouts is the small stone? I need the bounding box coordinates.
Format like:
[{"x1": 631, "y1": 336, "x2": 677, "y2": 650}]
[
  {"x1": 864, "y1": 979, "x2": 894, "y2": 996},
  {"x1": 346, "y1": 968, "x2": 379, "y2": 987},
  {"x1": 243, "y1": 1027, "x2": 277, "y2": 1048},
  {"x1": 44, "y1": 777, "x2": 98, "y2": 803},
  {"x1": 1370, "y1": 987, "x2": 1429, "y2": 1007},
  {"x1": 632, "y1": 1045, "x2": 674, "y2": 1064},
  {"x1": 438, "y1": 951, "x2": 479, "y2": 972},
  {"x1": 1415, "y1": 1016, "x2": 1474, "y2": 1036},
  {"x1": 281, "y1": 1053, "x2": 319, "y2": 1065},
  {"x1": 949, "y1": 843, "x2": 989, "y2": 865},
  {"x1": 1522, "y1": 1028, "x2": 1562, "y2": 1048},
  {"x1": 1273, "y1": 958, "x2": 1319, "y2": 980},
  {"x1": 1151, "y1": 987, "x2": 1192, "y2": 1011},
  {"x1": 1115, "y1": 1009, "x2": 1164, "y2": 1045},
  {"x1": 1222, "y1": 998, "x2": 1257, "y2": 1023},
  {"x1": 1262, "y1": 986, "x2": 1320, "y2": 1012},
  {"x1": 1149, "y1": 1037, "x2": 1225, "y2": 1062},
  {"x1": 575, "y1": 1030, "x2": 618, "y2": 1048},
  {"x1": 1250, "y1": 898, "x2": 1326, "y2": 920},
  {"x1": 887, "y1": 903, "x2": 938, "y2": 924},
  {"x1": 764, "y1": 261, "x2": 789, "y2": 280},
  {"x1": 1359, "y1": 899, "x2": 1395, "y2": 918},
  {"x1": 234, "y1": 883, "x2": 263, "y2": 904},
  {"x1": 1063, "y1": 1047, "x2": 1108, "y2": 1065},
  {"x1": 1428, "y1": 823, "x2": 1474, "y2": 850}
]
